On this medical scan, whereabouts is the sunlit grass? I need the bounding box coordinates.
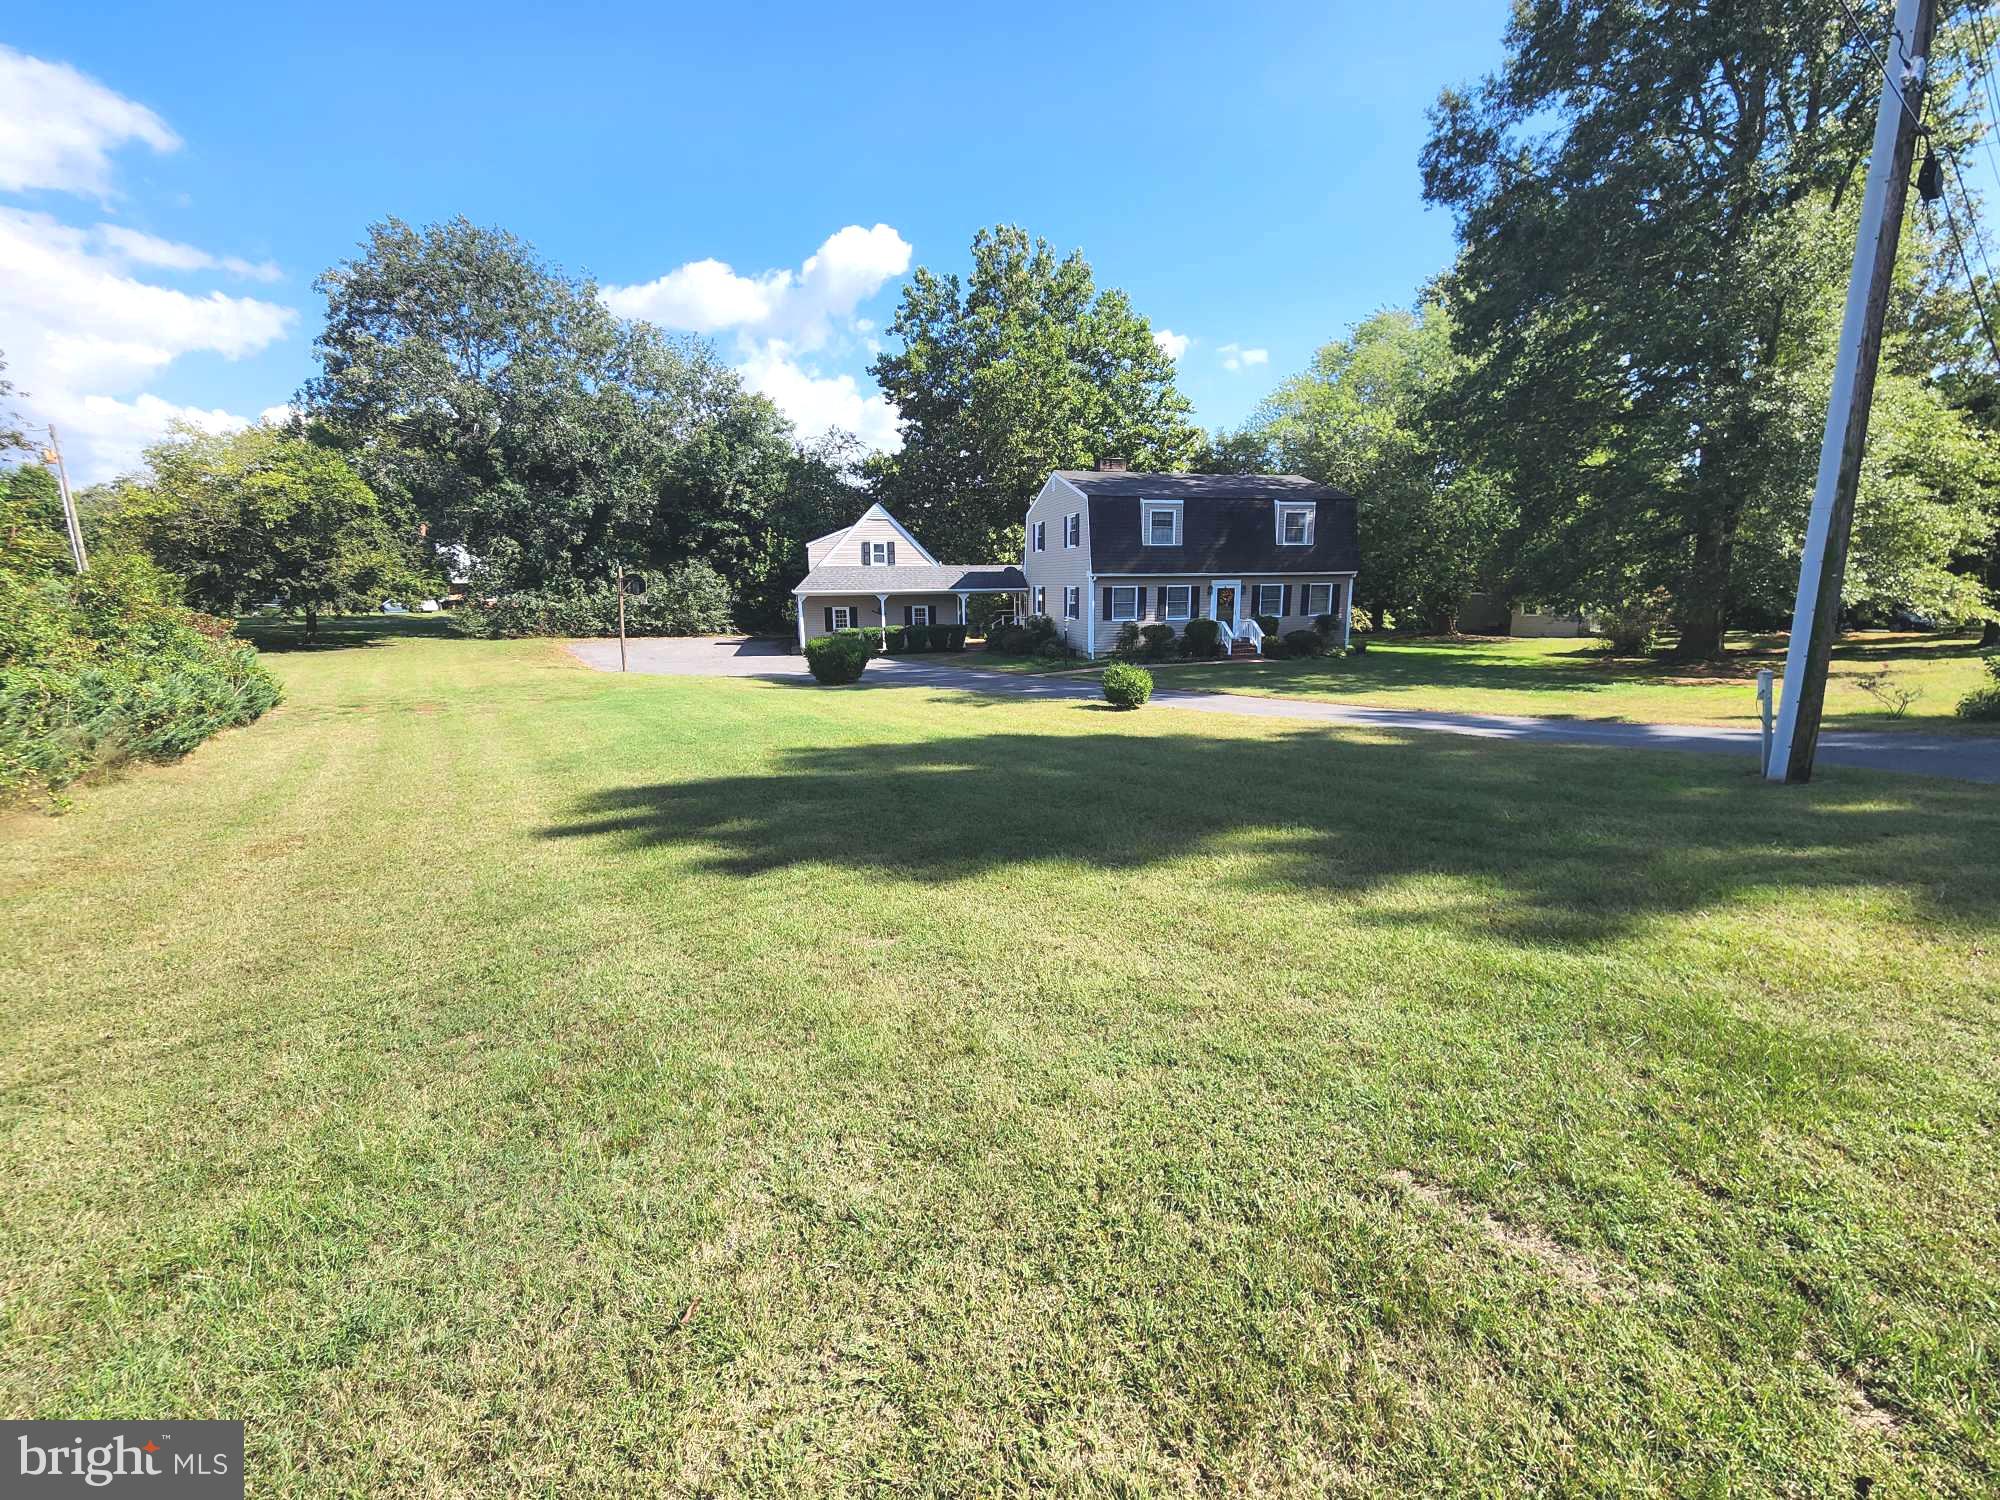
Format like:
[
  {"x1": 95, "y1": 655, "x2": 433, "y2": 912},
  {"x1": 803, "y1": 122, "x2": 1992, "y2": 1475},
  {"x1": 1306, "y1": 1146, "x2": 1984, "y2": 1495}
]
[{"x1": 3, "y1": 621, "x2": 1996, "y2": 1495}]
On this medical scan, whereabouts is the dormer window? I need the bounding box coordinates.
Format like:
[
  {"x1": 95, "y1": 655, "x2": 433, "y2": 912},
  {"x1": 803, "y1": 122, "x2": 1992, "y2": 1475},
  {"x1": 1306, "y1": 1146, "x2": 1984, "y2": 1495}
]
[
  {"x1": 1277, "y1": 503, "x2": 1314, "y2": 546},
  {"x1": 1144, "y1": 501, "x2": 1183, "y2": 547},
  {"x1": 863, "y1": 540, "x2": 894, "y2": 565}
]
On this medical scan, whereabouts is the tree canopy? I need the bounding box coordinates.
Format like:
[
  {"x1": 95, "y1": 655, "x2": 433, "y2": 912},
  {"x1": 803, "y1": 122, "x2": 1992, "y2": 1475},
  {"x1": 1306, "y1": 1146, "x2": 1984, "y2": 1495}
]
[
  {"x1": 868, "y1": 226, "x2": 1203, "y2": 561},
  {"x1": 1422, "y1": 1, "x2": 1997, "y2": 655},
  {"x1": 120, "y1": 424, "x2": 417, "y2": 637}
]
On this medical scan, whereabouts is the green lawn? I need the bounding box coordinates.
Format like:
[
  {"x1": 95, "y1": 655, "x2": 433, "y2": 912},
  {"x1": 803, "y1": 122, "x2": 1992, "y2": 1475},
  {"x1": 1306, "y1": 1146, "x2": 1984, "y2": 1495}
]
[
  {"x1": 1141, "y1": 630, "x2": 1997, "y2": 731},
  {"x1": 4, "y1": 620, "x2": 1998, "y2": 1495}
]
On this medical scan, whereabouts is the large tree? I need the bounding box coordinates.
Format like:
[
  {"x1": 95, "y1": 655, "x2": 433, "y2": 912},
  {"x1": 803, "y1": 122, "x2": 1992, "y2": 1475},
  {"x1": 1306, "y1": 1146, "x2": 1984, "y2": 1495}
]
[
  {"x1": 302, "y1": 217, "x2": 860, "y2": 627},
  {"x1": 124, "y1": 424, "x2": 415, "y2": 638},
  {"x1": 1236, "y1": 303, "x2": 1513, "y2": 631},
  {"x1": 1423, "y1": 1, "x2": 1994, "y2": 657},
  {"x1": 868, "y1": 226, "x2": 1203, "y2": 561}
]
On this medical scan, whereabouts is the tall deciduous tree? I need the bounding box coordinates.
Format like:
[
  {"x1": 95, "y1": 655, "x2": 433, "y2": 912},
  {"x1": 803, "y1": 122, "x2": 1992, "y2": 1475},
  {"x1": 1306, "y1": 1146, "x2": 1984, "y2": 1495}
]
[
  {"x1": 125, "y1": 425, "x2": 416, "y2": 638},
  {"x1": 1422, "y1": 1, "x2": 1992, "y2": 657},
  {"x1": 1242, "y1": 304, "x2": 1513, "y2": 630},
  {"x1": 868, "y1": 226, "x2": 1203, "y2": 561}
]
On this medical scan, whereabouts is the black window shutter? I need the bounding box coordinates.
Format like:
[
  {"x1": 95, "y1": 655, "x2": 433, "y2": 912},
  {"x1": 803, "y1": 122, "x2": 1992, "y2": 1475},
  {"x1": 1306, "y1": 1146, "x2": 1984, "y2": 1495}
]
[
  {"x1": 887, "y1": 541, "x2": 896, "y2": 565},
  {"x1": 1102, "y1": 588, "x2": 1113, "y2": 621},
  {"x1": 1282, "y1": 585, "x2": 1293, "y2": 617},
  {"x1": 1135, "y1": 586, "x2": 1147, "y2": 619},
  {"x1": 903, "y1": 604, "x2": 912, "y2": 626},
  {"x1": 824, "y1": 607, "x2": 834, "y2": 631}
]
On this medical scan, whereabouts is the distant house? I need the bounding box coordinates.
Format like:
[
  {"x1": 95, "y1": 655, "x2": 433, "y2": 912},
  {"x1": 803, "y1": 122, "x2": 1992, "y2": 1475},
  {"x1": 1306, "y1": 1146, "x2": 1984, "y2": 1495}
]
[
  {"x1": 792, "y1": 503, "x2": 1027, "y2": 648},
  {"x1": 1020, "y1": 461, "x2": 1361, "y2": 657},
  {"x1": 1459, "y1": 593, "x2": 1594, "y2": 638}
]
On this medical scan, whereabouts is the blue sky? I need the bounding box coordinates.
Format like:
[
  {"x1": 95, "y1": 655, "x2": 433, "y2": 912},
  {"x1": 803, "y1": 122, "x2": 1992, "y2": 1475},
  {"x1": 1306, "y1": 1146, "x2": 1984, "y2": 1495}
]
[
  {"x1": 2, "y1": 0, "x2": 1519, "y2": 480},
  {"x1": 15, "y1": 1, "x2": 1972, "y2": 485}
]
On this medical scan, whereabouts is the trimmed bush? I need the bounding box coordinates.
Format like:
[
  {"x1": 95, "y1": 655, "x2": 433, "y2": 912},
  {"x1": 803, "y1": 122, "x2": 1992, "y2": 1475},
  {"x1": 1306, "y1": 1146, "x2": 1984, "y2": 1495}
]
[
  {"x1": 934, "y1": 624, "x2": 967, "y2": 652},
  {"x1": 1140, "y1": 623, "x2": 1177, "y2": 661},
  {"x1": 1254, "y1": 614, "x2": 1282, "y2": 637},
  {"x1": 1111, "y1": 622, "x2": 1145, "y2": 661},
  {"x1": 983, "y1": 627, "x2": 1012, "y2": 653},
  {"x1": 1101, "y1": 662, "x2": 1153, "y2": 709},
  {"x1": 804, "y1": 633, "x2": 870, "y2": 684},
  {"x1": 1957, "y1": 657, "x2": 2000, "y2": 720},
  {"x1": 834, "y1": 627, "x2": 884, "y2": 658},
  {"x1": 1284, "y1": 629, "x2": 1326, "y2": 657},
  {"x1": 1180, "y1": 618, "x2": 1222, "y2": 659},
  {"x1": 1312, "y1": 613, "x2": 1338, "y2": 639},
  {"x1": 903, "y1": 623, "x2": 932, "y2": 653}
]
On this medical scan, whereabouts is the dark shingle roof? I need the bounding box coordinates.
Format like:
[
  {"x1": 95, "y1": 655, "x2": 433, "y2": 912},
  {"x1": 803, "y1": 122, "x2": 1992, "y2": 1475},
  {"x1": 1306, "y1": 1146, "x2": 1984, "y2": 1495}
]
[
  {"x1": 795, "y1": 564, "x2": 1027, "y2": 595},
  {"x1": 1061, "y1": 472, "x2": 1360, "y2": 575},
  {"x1": 1055, "y1": 470, "x2": 1347, "y2": 503}
]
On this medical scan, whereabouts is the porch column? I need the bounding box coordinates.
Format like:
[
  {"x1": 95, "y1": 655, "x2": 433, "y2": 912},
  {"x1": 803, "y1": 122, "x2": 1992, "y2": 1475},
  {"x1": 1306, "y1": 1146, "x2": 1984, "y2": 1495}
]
[
  {"x1": 956, "y1": 591, "x2": 969, "y2": 627},
  {"x1": 1340, "y1": 577, "x2": 1354, "y2": 649},
  {"x1": 876, "y1": 592, "x2": 889, "y2": 649},
  {"x1": 796, "y1": 596, "x2": 808, "y2": 651},
  {"x1": 1085, "y1": 574, "x2": 1096, "y2": 658}
]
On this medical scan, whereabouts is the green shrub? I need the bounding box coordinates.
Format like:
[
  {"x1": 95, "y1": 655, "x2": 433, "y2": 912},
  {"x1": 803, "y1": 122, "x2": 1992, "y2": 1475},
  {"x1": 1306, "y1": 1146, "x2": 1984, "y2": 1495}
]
[
  {"x1": 1180, "y1": 618, "x2": 1222, "y2": 659},
  {"x1": 934, "y1": 624, "x2": 967, "y2": 652},
  {"x1": 1140, "y1": 624, "x2": 1177, "y2": 660},
  {"x1": 1111, "y1": 622, "x2": 1145, "y2": 661},
  {"x1": 804, "y1": 633, "x2": 870, "y2": 684},
  {"x1": 1348, "y1": 606, "x2": 1375, "y2": 634},
  {"x1": 1312, "y1": 613, "x2": 1338, "y2": 639},
  {"x1": 834, "y1": 627, "x2": 884, "y2": 658},
  {"x1": 904, "y1": 622, "x2": 932, "y2": 652},
  {"x1": 1101, "y1": 662, "x2": 1153, "y2": 709},
  {"x1": 1254, "y1": 613, "x2": 1281, "y2": 637},
  {"x1": 1957, "y1": 657, "x2": 2000, "y2": 720},
  {"x1": 0, "y1": 524, "x2": 280, "y2": 808},
  {"x1": 983, "y1": 627, "x2": 1012, "y2": 653},
  {"x1": 1284, "y1": 629, "x2": 1326, "y2": 657},
  {"x1": 457, "y1": 559, "x2": 734, "y2": 639}
]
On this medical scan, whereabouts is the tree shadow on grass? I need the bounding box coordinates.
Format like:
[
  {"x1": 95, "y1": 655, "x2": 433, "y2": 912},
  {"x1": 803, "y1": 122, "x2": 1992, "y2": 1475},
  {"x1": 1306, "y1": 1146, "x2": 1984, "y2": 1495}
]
[
  {"x1": 236, "y1": 614, "x2": 454, "y2": 652},
  {"x1": 540, "y1": 726, "x2": 2000, "y2": 949}
]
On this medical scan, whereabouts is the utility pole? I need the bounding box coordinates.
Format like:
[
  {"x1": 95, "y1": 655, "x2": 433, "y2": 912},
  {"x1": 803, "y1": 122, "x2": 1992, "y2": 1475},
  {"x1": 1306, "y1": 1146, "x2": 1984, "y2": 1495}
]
[
  {"x1": 41, "y1": 425, "x2": 89, "y2": 575},
  {"x1": 1767, "y1": 0, "x2": 1935, "y2": 782}
]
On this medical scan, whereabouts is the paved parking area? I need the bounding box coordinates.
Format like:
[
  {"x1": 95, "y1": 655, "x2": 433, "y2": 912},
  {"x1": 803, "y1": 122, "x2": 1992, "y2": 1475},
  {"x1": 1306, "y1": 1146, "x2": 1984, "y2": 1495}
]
[{"x1": 569, "y1": 638, "x2": 2000, "y2": 783}]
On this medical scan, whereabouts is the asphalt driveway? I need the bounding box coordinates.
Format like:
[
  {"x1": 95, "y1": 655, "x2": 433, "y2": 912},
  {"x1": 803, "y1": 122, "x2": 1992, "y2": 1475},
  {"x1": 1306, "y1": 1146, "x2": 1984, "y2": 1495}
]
[{"x1": 568, "y1": 638, "x2": 2000, "y2": 784}]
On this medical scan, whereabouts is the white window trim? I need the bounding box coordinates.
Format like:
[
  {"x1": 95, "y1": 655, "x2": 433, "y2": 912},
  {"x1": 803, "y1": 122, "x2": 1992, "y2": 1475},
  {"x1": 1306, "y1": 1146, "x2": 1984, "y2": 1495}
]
[
  {"x1": 1306, "y1": 583, "x2": 1334, "y2": 616},
  {"x1": 1034, "y1": 585, "x2": 1046, "y2": 616},
  {"x1": 1276, "y1": 503, "x2": 1315, "y2": 546},
  {"x1": 1034, "y1": 520, "x2": 1047, "y2": 552},
  {"x1": 1064, "y1": 585, "x2": 1080, "y2": 620},
  {"x1": 1163, "y1": 584, "x2": 1192, "y2": 621},
  {"x1": 829, "y1": 606, "x2": 855, "y2": 630},
  {"x1": 863, "y1": 540, "x2": 890, "y2": 565},
  {"x1": 1142, "y1": 500, "x2": 1183, "y2": 547},
  {"x1": 1064, "y1": 512, "x2": 1080, "y2": 548},
  {"x1": 1109, "y1": 585, "x2": 1140, "y2": 622},
  {"x1": 909, "y1": 604, "x2": 932, "y2": 626},
  {"x1": 1255, "y1": 584, "x2": 1285, "y2": 617}
]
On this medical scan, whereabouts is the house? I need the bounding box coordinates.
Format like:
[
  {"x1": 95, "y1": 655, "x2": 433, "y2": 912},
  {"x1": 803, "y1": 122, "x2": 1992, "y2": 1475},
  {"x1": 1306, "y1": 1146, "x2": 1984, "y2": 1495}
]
[
  {"x1": 1459, "y1": 592, "x2": 1595, "y2": 638},
  {"x1": 1020, "y1": 461, "x2": 1360, "y2": 657},
  {"x1": 793, "y1": 503, "x2": 1028, "y2": 648}
]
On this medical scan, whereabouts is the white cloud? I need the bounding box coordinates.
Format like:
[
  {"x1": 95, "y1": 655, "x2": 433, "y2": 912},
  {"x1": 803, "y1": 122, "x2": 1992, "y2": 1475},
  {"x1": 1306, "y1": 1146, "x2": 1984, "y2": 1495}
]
[
  {"x1": 603, "y1": 223, "x2": 911, "y2": 352},
  {"x1": 737, "y1": 342, "x2": 902, "y2": 454},
  {"x1": 0, "y1": 207, "x2": 294, "y2": 481},
  {"x1": 1218, "y1": 342, "x2": 1269, "y2": 372},
  {"x1": 0, "y1": 46, "x2": 180, "y2": 197},
  {"x1": 96, "y1": 224, "x2": 282, "y2": 282},
  {"x1": 1153, "y1": 328, "x2": 1191, "y2": 360}
]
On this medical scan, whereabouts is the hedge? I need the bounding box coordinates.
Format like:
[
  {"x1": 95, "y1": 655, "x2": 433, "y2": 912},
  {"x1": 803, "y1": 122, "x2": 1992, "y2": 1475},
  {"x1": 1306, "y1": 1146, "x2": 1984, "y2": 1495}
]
[
  {"x1": 1102, "y1": 663, "x2": 1153, "y2": 709},
  {"x1": 805, "y1": 633, "x2": 870, "y2": 684},
  {"x1": 1, "y1": 542, "x2": 280, "y2": 809}
]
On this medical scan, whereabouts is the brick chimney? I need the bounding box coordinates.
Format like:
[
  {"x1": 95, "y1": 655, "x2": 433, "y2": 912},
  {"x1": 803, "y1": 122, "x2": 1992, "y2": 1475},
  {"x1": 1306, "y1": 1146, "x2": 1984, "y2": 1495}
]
[{"x1": 1094, "y1": 456, "x2": 1129, "y2": 472}]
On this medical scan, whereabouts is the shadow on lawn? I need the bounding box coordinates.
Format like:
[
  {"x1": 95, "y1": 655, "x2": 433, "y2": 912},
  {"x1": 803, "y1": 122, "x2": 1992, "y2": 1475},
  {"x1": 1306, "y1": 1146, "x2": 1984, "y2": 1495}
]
[
  {"x1": 236, "y1": 614, "x2": 453, "y2": 652},
  {"x1": 540, "y1": 726, "x2": 2000, "y2": 947}
]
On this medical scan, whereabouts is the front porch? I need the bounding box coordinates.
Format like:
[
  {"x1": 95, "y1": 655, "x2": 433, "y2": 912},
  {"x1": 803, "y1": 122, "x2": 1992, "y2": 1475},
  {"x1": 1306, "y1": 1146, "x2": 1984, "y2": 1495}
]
[{"x1": 793, "y1": 565, "x2": 1032, "y2": 650}]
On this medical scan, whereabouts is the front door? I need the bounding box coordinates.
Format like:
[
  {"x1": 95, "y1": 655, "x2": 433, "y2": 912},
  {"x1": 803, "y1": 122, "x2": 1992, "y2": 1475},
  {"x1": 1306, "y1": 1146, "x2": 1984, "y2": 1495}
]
[{"x1": 1211, "y1": 581, "x2": 1240, "y2": 629}]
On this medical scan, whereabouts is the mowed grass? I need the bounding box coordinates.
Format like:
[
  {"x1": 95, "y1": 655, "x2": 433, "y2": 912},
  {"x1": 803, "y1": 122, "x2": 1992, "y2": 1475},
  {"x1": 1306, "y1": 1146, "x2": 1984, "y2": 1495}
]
[
  {"x1": 1154, "y1": 630, "x2": 1996, "y2": 731},
  {"x1": 4, "y1": 620, "x2": 1999, "y2": 1496}
]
